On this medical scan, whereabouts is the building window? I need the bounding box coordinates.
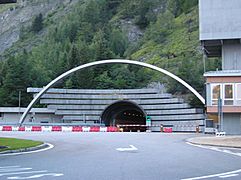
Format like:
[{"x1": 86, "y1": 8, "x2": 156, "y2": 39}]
[
  {"x1": 224, "y1": 84, "x2": 234, "y2": 105},
  {"x1": 211, "y1": 84, "x2": 221, "y2": 105},
  {"x1": 236, "y1": 83, "x2": 241, "y2": 105}
]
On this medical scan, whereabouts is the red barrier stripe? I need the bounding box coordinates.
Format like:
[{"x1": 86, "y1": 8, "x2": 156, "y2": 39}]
[
  {"x1": 2, "y1": 126, "x2": 12, "y2": 131},
  {"x1": 18, "y1": 127, "x2": 25, "y2": 131},
  {"x1": 31, "y1": 126, "x2": 42, "y2": 131},
  {"x1": 52, "y1": 126, "x2": 62, "y2": 131},
  {"x1": 107, "y1": 126, "x2": 118, "y2": 132},
  {"x1": 90, "y1": 126, "x2": 100, "y2": 132},
  {"x1": 72, "y1": 126, "x2": 82, "y2": 132}
]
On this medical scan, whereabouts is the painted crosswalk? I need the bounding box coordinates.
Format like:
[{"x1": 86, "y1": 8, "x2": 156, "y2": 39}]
[{"x1": 0, "y1": 165, "x2": 63, "y2": 179}]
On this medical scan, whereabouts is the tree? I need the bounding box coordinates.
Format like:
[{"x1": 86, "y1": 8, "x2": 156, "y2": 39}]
[
  {"x1": 0, "y1": 54, "x2": 33, "y2": 106},
  {"x1": 110, "y1": 28, "x2": 128, "y2": 57}
]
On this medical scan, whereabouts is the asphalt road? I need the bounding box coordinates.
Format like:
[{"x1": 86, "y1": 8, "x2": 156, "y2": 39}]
[{"x1": 0, "y1": 132, "x2": 241, "y2": 180}]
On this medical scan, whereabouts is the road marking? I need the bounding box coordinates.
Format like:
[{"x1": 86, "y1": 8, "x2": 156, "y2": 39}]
[
  {"x1": 0, "y1": 168, "x2": 32, "y2": 173},
  {"x1": 116, "y1": 145, "x2": 138, "y2": 152},
  {"x1": 0, "y1": 143, "x2": 54, "y2": 157},
  {"x1": 186, "y1": 142, "x2": 241, "y2": 157},
  {"x1": 7, "y1": 173, "x2": 64, "y2": 179},
  {"x1": 181, "y1": 169, "x2": 241, "y2": 180},
  {"x1": 219, "y1": 174, "x2": 239, "y2": 178},
  {"x1": 0, "y1": 171, "x2": 48, "y2": 177},
  {"x1": 0, "y1": 165, "x2": 64, "y2": 179}
]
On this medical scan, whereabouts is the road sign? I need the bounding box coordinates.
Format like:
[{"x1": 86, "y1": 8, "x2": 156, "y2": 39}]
[{"x1": 146, "y1": 116, "x2": 151, "y2": 126}]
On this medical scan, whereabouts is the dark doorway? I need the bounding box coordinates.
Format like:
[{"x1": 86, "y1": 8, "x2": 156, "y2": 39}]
[{"x1": 101, "y1": 101, "x2": 146, "y2": 132}]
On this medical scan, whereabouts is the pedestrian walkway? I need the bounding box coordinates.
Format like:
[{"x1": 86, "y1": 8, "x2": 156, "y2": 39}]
[{"x1": 187, "y1": 136, "x2": 241, "y2": 148}]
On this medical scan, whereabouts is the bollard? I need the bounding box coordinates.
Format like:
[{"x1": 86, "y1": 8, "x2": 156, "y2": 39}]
[
  {"x1": 160, "y1": 125, "x2": 163, "y2": 132},
  {"x1": 196, "y1": 126, "x2": 199, "y2": 133}
]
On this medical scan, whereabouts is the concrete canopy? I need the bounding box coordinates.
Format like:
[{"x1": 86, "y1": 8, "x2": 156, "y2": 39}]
[{"x1": 19, "y1": 59, "x2": 205, "y2": 125}]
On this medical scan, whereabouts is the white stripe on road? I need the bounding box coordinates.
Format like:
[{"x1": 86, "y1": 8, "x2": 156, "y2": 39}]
[
  {"x1": 0, "y1": 168, "x2": 32, "y2": 173},
  {"x1": 0, "y1": 143, "x2": 54, "y2": 157},
  {"x1": 0, "y1": 171, "x2": 48, "y2": 177},
  {"x1": 8, "y1": 173, "x2": 64, "y2": 179},
  {"x1": 219, "y1": 174, "x2": 239, "y2": 178},
  {"x1": 181, "y1": 169, "x2": 241, "y2": 180},
  {"x1": 186, "y1": 142, "x2": 241, "y2": 157}
]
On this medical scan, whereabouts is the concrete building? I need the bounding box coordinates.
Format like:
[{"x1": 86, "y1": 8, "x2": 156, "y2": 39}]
[
  {"x1": 0, "y1": 87, "x2": 205, "y2": 132},
  {"x1": 200, "y1": 0, "x2": 241, "y2": 134}
]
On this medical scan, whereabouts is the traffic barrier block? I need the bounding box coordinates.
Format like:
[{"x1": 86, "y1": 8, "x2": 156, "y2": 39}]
[
  {"x1": 52, "y1": 126, "x2": 62, "y2": 132},
  {"x1": 100, "y1": 127, "x2": 107, "y2": 132},
  {"x1": 62, "y1": 126, "x2": 72, "y2": 132},
  {"x1": 216, "y1": 131, "x2": 226, "y2": 137},
  {"x1": 42, "y1": 126, "x2": 52, "y2": 132},
  {"x1": 12, "y1": 126, "x2": 19, "y2": 131},
  {"x1": 18, "y1": 126, "x2": 25, "y2": 131},
  {"x1": 25, "y1": 126, "x2": 32, "y2": 131},
  {"x1": 82, "y1": 127, "x2": 90, "y2": 132},
  {"x1": 2, "y1": 126, "x2": 12, "y2": 131},
  {"x1": 90, "y1": 126, "x2": 100, "y2": 132},
  {"x1": 31, "y1": 126, "x2": 42, "y2": 132},
  {"x1": 164, "y1": 128, "x2": 172, "y2": 133},
  {"x1": 72, "y1": 126, "x2": 82, "y2": 132},
  {"x1": 107, "y1": 126, "x2": 118, "y2": 132}
]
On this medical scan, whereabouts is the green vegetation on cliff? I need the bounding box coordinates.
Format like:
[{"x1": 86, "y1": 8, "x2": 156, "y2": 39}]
[{"x1": 0, "y1": 0, "x2": 220, "y2": 107}]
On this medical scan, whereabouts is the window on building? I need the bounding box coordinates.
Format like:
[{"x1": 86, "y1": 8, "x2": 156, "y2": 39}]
[
  {"x1": 211, "y1": 84, "x2": 221, "y2": 105},
  {"x1": 236, "y1": 83, "x2": 241, "y2": 105},
  {"x1": 224, "y1": 84, "x2": 234, "y2": 105}
]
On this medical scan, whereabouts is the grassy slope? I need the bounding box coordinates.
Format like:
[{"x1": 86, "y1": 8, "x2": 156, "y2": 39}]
[{"x1": 0, "y1": 137, "x2": 43, "y2": 152}]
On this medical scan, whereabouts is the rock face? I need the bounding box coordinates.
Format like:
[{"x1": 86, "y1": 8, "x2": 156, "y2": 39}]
[
  {"x1": 120, "y1": 19, "x2": 143, "y2": 43},
  {"x1": 0, "y1": 0, "x2": 75, "y2": 55}
]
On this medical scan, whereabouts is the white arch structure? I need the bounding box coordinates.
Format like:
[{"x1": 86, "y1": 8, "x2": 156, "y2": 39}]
[{"x1": 19, "y1": 59, "x2": 205, "y2": 125}]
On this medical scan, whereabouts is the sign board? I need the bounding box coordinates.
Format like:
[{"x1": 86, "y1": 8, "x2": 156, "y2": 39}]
[{"x1": 146, "y1": 116, "x2": 151, "y2": 127}]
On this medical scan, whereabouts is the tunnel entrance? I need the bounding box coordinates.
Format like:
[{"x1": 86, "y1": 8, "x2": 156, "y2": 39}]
[{"x1": 101, "y1": 101, "x2": 147, "y2": 132}]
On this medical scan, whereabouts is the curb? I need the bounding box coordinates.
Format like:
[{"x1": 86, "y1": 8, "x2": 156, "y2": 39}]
[
  {"x1": 186, "y1": 138, "x2": 241, "y2": 149},
  {"x1": 0, "y1": 143, "x2": 49, "y2": 154}
]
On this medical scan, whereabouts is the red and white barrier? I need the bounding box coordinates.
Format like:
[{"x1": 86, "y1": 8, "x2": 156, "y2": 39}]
[
  {"x1": 52, "y1": 126, "x2": 62, "y2": 132},
  {"x1": 62, "y1": 126, "x2": 72, "y2": 132},
  {"x1": 18, "y1": 126, "x2": 25, "y2": 131},
  {"x1": 25, "y1": 126, "x2": 32, "y2": 132},
  {"x1": 72, "y1": 126, "x2": 82, "y2": 132},
  {"x1": 2, "y1": 126, "x2": 12, "y2": 131},
  {"x1": 100, "y1": 127, "x2": 107, "y2": 132},
  {"x1": 31, "y1": 126, "x2": 42, "y2": 132},
  {"x1": 0, "y1": 125, "x2": 145, "y2": 133},
  {"x1": 42, "y1": 126, "x2": 52, "y2": 132},
  {"x1": 164, "y1": 127, "x2": 173, "y2": 133},
  {"x1": 82, "y1": 127, "x2": 90, "y2": 132}
]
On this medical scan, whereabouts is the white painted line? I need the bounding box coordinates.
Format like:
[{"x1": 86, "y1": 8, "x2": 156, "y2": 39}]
[
  {"x1": 0, "y1": 168, "x2": 32, "y2": 173},
  {"x1": 7, "y1": 173, "x2": 64, "y2": 179},
  {"x1": 186, "y1": 142, "x2": 241, "y2": 157},
  {"x1": 0, "y1": 170, "x2": 47, "y2": 177},
  {"x1": 181, "y1": 169, "x2": 241, "y2": 180},
  {"x1": 219, "y1": 173, "x2": 239, "y2": 178},
  {"x1": 0, "y1": 143, "x2": 54, "y2": 157},
  {"x1": 116, "y1": 145, "x2": 138, "y2": 152}
]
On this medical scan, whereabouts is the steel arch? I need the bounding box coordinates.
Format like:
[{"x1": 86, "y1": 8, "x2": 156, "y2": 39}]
[{"x1": 19, "y1": 59, "x2": 205, "y2": 125}]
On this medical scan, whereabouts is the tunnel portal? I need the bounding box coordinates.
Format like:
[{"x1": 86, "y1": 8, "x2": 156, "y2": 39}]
[{"x1": 101, "y1": 101, "x2": 146, "y2": 131}]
